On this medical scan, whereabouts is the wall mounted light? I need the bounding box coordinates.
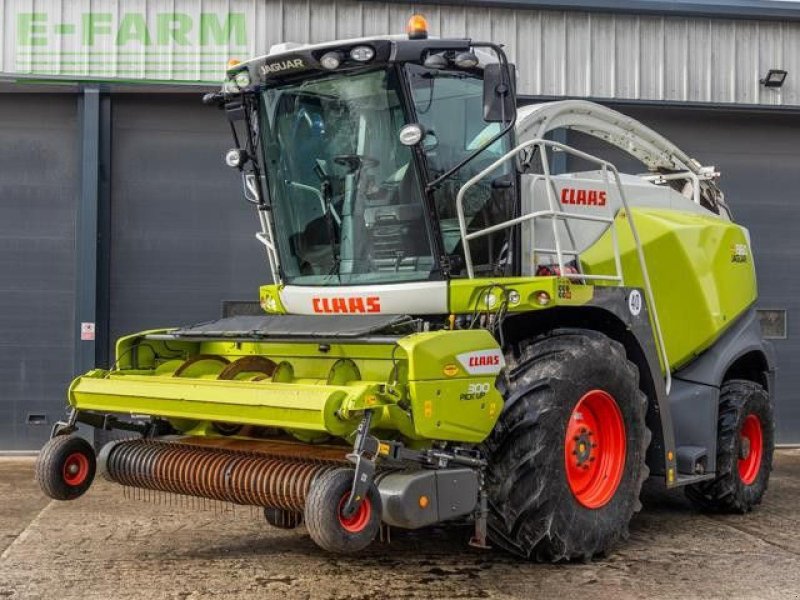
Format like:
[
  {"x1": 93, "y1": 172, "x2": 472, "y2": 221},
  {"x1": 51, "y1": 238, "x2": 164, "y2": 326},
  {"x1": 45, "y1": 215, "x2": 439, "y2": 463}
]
[{"x1": 760, "y1": 69, "x2": 788, "y2": 88}]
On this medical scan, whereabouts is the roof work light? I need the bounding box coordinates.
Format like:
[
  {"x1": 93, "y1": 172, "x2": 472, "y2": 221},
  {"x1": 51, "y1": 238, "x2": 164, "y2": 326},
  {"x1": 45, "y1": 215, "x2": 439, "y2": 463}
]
[{"x1": 761, "y1": 69, "x2": 788, "y2": 88}]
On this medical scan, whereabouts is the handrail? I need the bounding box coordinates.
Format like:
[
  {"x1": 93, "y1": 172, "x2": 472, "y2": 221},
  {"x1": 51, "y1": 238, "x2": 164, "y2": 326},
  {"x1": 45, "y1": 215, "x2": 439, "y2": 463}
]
[{"x1": 455, "y1": 137, "x2": 672, "y2": 393}]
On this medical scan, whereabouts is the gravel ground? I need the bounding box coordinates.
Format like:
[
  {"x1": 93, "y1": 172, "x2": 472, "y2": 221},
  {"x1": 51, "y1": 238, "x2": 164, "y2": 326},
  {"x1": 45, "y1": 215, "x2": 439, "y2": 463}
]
[{"x1": 1, "y1": 450, "x2": 799, "y2": 600}]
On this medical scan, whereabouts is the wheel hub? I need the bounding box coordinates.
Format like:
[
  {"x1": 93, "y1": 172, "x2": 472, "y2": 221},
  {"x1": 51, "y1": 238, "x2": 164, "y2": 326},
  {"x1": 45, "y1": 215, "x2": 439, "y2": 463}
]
[
  {"x1": 564, "y1": 390, "x2": 626, "y2": 509},
  {"x1": 338, "y1": 493, "x2": 372, "y2": 533},
  {"x1": 571, "y1": 430, "x2": 595, "y2": 467},
  {"x1": 738, "y1": 413, "x2": 763, "y2": 486},
  {"x1": 62, "y1": 451, "x2": 90, "y2": 486},
  {"x1": 739, "y1": 436, "x2": 751, "y2": 460}
]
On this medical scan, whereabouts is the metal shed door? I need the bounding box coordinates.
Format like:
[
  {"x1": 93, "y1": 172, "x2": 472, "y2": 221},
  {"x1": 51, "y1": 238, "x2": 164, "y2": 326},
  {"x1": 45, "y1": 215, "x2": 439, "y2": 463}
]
[
  {"x1": 108, "y1": 93, "x2": 267, "y2": 358},
  {"x1": 0, "y1": 93, "x2": 78, "y2": 450}
]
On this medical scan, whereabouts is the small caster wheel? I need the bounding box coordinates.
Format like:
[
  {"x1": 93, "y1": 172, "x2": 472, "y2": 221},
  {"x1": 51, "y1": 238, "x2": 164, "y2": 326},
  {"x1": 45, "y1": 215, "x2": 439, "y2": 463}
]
[
  {"x1": 264, "y1": 507, "x2": 303, "y2": 529},
  {"x1": 35, "y1": 435, "x2": 96, "y2": 500},
  {"x1": 212, "y1": 422, "x2": 243, "y2": 436},
  {"x1": 304, "y1": 468, "x2": 381, "y2": 554}
]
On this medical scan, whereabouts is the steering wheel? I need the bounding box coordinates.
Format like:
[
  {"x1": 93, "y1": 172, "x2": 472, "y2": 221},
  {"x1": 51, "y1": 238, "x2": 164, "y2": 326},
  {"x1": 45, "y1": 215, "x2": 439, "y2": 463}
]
[{"x1": 332, "y1": 154, "x2": 380, "y2": 173}]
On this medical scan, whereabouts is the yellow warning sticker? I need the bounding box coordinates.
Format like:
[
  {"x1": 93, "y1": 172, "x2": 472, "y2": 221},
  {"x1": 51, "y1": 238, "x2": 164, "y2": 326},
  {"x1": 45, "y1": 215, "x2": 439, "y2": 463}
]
[{"x1": 442, "y1": 364, "x2": 459, "y2": 377}]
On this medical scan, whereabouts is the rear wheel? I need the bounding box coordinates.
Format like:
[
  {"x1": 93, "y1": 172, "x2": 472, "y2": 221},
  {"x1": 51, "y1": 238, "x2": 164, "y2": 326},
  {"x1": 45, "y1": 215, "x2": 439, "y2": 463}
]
[
  {"x1": 686, "y1": 380, "x2": 774, "y2": 513},
  {"x1": 36, "y1": 435, "x2": 97, "y2": 500},
  {"x1": 304, "y1": 468, "x2": 381, "y2": 554},
  {"x1": 484, "y1": 329, "x2": 650, "y2": 561}
]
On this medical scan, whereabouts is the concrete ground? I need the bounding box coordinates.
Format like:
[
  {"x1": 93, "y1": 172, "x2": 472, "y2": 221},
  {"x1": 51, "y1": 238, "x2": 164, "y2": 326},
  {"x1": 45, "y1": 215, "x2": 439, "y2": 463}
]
[{"x1": 1, "y1": 452, "x2": 799, "y2": 600}]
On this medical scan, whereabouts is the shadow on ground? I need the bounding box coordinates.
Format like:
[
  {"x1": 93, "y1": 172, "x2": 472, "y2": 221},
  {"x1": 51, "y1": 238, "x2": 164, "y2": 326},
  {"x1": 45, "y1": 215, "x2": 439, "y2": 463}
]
[{"x1": 1, "y1": 451, "x2": 799, "y2": 599}]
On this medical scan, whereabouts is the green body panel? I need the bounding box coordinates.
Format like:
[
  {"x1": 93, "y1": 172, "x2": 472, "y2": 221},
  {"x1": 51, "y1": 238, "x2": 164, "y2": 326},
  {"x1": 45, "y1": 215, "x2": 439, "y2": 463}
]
[
  {"x1": 70, "y1": 369, "x2": 363, "y2": 435},
  {"x1": 581, "y1": 208, "x2": 757, "y2": 370},
  {"x1": 396, "y1": 330, "x2": 504, "y2": 441},
  {"x1": 70, "y1": 329, "x2": 503, "y2": 443},
  {"x1": 448, "y1": 276, "x2": 594, "y2": 313},
  {"x1": 259, "y1": 276, "x2": 595, "y2": 317}
]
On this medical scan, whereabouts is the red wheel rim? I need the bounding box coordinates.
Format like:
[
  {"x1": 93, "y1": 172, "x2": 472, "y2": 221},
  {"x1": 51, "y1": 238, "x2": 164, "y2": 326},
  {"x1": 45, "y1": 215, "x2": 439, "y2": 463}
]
[
  {"x1": 564, "y1": 389, "x2": 627, "y2": 509},
  {"x1": 337, "y1": 494, "x2": 372, "y2": 533},
  {"x1": 62, "y1": 452, "x2": 90, "y2": 486},
  {"x1": 738, "y1": 414, "x2": 763, "y2": 486}
]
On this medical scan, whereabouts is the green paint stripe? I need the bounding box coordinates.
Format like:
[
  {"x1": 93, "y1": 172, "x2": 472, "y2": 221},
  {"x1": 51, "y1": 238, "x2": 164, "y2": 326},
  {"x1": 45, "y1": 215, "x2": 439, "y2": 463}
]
[
  {"x1": 14, "y1": 50, "x2": 248, "y2": 55},
  {"x1": 17, "y1": 77, "x2": 220, "y2": 85},
  {"x1": 19, "y1": 70, "x2": 222, "y2": 76},
  {"x1": 19, "y1": 61, "x2": 227, "y2": 66}
]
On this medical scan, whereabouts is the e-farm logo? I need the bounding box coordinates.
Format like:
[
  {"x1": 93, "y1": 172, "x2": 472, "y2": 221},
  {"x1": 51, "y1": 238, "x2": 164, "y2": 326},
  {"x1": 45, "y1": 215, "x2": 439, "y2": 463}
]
[{"x1": 14, "y1": 11, "x2": 249, "y2": 81}]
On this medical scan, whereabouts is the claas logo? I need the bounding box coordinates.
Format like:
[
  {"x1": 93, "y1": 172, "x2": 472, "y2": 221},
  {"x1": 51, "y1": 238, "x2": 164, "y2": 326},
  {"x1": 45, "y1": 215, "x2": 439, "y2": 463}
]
[
  {"x1": 468, "y1": 354, "x2": 500, "y2": 368},
  {"x1": 560, "y1": 187, "x2": 607, "y2": 206},
  {"x1": 312, "y1": 296, "x2": 381, "y2": 314}
]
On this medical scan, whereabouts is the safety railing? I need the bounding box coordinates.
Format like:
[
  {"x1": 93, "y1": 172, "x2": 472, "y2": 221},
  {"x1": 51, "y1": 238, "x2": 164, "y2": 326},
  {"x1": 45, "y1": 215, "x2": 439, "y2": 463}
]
[{"x1": 455, "y1": 138, "x2": 672, "y2": 392}]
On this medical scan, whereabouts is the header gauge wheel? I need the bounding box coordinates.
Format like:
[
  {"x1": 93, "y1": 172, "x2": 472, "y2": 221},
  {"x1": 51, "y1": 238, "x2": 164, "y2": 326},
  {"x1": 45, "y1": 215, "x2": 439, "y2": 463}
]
[
  {"x1": 304, "y1": 468, "x2": 381, "y2": 554},
  {"x1": 484, "y1": 329, "x2": 650, "y2": 561},
  {"x1": 36, "y1": 435, "x2": 97, "y2": 501}
]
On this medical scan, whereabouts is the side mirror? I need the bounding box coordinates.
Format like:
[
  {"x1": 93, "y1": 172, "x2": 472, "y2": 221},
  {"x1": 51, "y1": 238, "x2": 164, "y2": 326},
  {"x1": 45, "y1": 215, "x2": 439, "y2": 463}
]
[
  {"x1": 483, "y1": 63, "x2": 516, "y2": 123},
  {"x1": 422, "y1": 130, "x2": 439, "y2": 151}
]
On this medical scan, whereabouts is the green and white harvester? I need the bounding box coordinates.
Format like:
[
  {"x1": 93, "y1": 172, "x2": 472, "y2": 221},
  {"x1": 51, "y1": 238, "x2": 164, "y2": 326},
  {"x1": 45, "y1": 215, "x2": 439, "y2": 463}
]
[{"x1": 37, "y1": 16, "x2": 776, "y2": 559}]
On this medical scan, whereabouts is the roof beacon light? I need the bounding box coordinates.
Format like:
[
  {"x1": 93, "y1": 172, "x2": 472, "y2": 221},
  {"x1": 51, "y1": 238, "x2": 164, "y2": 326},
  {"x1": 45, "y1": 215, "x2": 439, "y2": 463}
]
[
  {"x1": 407, "y1": 15, "x2": 428, "y2": 40},
  {"x1": 227, "y1": 58, "x2": 242, "y2": 70}
]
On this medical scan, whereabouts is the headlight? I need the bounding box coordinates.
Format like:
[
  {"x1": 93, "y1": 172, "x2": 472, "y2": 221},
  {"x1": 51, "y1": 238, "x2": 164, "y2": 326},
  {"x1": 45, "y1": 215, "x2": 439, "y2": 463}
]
[
  {"x1": 349, "y1": 46, "x2": 375, "y2": 62},
  {"x1": 454, "y1": 51, "x2": 479, "y2": 69},
  {"x1": 225, "y1": 148, "x2": 246, "y2": 168},
  {"x1": 398, "y1": 123, "x2": 424, "y2": 146},
  {"x1": 234, "y1": 70, "x2": 251, "y2": 88},
  {"x1": 320, "y1": 51, "x2": 342, "y2": 70}
]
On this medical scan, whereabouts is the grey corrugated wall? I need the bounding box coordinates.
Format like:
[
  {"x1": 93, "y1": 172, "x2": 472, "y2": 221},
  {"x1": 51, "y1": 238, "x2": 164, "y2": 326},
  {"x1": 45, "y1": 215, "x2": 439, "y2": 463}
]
[{"x1": 3, "y1": 0, "x2": 799, "y2": 106}]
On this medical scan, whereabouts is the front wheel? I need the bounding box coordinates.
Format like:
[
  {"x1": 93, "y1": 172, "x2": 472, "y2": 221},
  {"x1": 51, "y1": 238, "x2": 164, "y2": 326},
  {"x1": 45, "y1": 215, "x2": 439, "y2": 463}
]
[
  {"x1": 304, "y1": 468, "x2": 382, "y2": 554},
  {"x1": 484, "y1": 329, "x2": 650, "y2": 561},
  {"x1": 36, "y1": 435, "x2": 96, "y2": 500},
  {"x1": 686, "y1": 379, "x2": 774, "y2": 513}
]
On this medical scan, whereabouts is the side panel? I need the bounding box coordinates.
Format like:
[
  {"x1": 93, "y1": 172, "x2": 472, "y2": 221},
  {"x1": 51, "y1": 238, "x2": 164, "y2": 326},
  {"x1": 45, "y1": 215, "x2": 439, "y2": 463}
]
[
  {"x1": 674, "y1": 307, "x2": 775, "y2": 388},
  {"x1": 581, "y1": 208, "x2": 758, "y2": 370},
  {"x1": 398, "y1": 329, "x2": 504, "y2": 442},
  {"x1": 670, "y1": 307, "x2": 775, "y2": 476},
  {"x1": 667, "y1": 379, "x2": 719, "y2": 474},
  {"x1": 279, "y1": 281, "x2": 449, "y2": 315}
]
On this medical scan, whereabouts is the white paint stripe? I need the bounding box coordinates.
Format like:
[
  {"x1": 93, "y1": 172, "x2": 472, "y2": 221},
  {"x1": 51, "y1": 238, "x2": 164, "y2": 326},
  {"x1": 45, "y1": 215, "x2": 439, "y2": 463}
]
[{"x1": 0, "y1": 501, "x2": 54, "y2": 562}]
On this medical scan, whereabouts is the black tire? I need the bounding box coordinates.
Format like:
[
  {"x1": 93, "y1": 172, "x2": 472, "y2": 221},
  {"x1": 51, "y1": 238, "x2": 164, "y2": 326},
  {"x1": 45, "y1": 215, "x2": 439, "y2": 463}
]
[
  {"x1": 304, "y1": 468, "x2": 382, "y2": 554},
  {"x1": 484, "y1": 329, "x2": 650, "y2": 561},
  {"x1": 264, "y1": 507, "x2": 303, "y2": 529},
  {"x1": 36, "y1": 435, "x2": 97, "y2": 501},
  {"x1": 685, "y1": 379, "x2": 774, "y2": 513},
  {"x1": 211, "y1": 422, "x2": 243, "y2": 436}
]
